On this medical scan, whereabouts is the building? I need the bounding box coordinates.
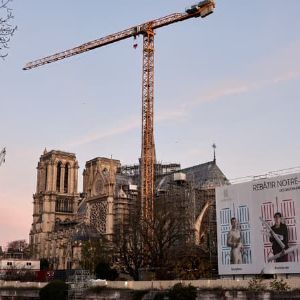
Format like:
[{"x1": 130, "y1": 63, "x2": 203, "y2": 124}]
[{"x1": 30, "y1": 149, "x2": 228, "y2": 270}]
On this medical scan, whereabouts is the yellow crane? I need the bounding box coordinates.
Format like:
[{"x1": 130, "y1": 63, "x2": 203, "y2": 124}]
[{"x1": 23, "y1": 1, "x2": 215, "y2": 221}]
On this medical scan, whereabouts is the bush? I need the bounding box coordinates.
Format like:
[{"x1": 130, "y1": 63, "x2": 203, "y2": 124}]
[
  {"x1": 95, "y1": 262, "x2": 118, "y2": 281},
  {"x1": 154, "y1": 292, "x2": 167, "y2": 300},
  {"x1": 168, "y1": 283, "x2": 197, "y2": 300},
  {"x1": 248, "y1": 276, "x2": 266, "y2": 292},
  {"x1": 39, "y1": 280, "x2": 68, "y2": 300},
  {"x1": 40, "y1": 258, "x2": 50, "y2": 270},
  {"x1": 132, "y1": 290, "x2": 148, "y2": 300},
  {"x1": 270, "y1": 278, "x2": 290, "y2": 291},
  {"x1": 3, "y1": 269, "x2": 36, "y2": 282}
]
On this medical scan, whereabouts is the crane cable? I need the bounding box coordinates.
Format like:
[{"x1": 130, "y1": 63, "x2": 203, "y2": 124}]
[{"x1": 0, "y1": 147, "x2": 6, "y2": 166}]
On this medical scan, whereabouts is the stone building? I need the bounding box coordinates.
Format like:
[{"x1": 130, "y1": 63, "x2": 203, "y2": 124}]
[
  {"x1": 30, "y1": 149, "x2": 228, "y2": 270},
  {"x1": 30, "y1": 150, "x2": 79, "y2": 264}
]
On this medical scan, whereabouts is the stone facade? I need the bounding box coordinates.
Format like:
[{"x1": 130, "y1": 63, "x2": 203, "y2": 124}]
[
  {"x1": 30, "y1": 150, "x2": 80, "y2": 267},
  {"x1": 30, "y1": 150, "x2": 137, "y2": 270},
  {"x1": 30, "y1": 149, "x2": 227, "y2": 270}
]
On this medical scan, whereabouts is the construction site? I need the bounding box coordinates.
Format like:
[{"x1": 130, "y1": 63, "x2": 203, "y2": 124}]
[
  {"x1": 6, "y1": 1, "x2": 233, "y2": 296},
  {"x1": 1, "y1": 0, "x2": 300, "y2": 299}
]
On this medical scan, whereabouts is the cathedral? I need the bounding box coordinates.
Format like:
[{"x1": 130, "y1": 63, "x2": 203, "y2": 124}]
[{"x1": 30, "y1": 149, "x2": 228, "y2": 270}]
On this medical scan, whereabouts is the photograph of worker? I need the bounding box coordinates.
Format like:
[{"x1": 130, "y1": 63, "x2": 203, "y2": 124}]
[
  {"x1": 260, "y1": 201, "x2": 300, "y2": 264},
  {"x1": 227, "y1": 217, "x2": 243, "y2": 264},
  {"x1": 270, "y1": 212, "x2": 289, "y2": 262},
  {"x1": 218, "y1": 201, "x2": 252, "y2": 267}
]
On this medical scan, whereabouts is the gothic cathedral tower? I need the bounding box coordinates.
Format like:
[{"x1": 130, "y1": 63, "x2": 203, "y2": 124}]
[
  {"x1": 83, "y1": 157, "x2": 120, "y2": 239},
  {"x1": 30, "y1": 149, "x2": 79, "y2": 259}
]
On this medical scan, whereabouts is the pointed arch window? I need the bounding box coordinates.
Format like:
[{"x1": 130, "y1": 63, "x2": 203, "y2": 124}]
[
  {"x1": 56, "y1": 161, "x2": 62, "y2": 192},
  {"x1": 64, "y1": 163, "x2": 69, "y2": 193},
  {"x1": 45, "y1": 164, "x2": 48, "y2": 191}
]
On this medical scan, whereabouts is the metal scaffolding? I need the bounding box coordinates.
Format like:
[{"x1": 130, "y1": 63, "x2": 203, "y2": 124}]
[{"x1": 67, "y1": 269, "x2": 94, "y2": 300}]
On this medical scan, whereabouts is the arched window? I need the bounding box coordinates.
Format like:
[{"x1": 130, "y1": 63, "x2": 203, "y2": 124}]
[
  {"x1": 39, "y1": 199, "x2": 43, "y2": 213},
  {"x1": 55, "y1": 199, "x2": 61, "y2": 212},
  {"x1": 64, "y1": 199, "x2": 68, "y2": 212},
  {"x1": 44, "y1": 164, "x2": 48, "y2": 191},
  {"x1": 69, "y1": 199, "x2": 73, "y2": 213},
  {"x1": 64, "y1": 163, "x2": 69, "y2": 193},
  {"x1": 56, "y1": 161, "x2": 62, "y2": 192}
]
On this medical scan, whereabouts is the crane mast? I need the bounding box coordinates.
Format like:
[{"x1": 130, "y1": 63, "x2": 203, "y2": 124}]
[
  {"x1": 23, "y1": 1, "x2": 215, "y2": 221},
  {"x1": 142, "y1": 26, "x2": 155, "y2": 221}
]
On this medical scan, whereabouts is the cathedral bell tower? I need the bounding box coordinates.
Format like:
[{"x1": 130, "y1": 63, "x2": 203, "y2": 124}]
[
  {"x1": 30, "y1": 149, "x2": 79, "y2": 259},
  {"x1": 83, "y1": 157, "x2": 120, "y2": 239}
]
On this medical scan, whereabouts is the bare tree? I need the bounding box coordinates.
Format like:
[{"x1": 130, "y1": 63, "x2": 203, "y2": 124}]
[
  {"x1": 0, "y1": 0, "x2": 17, "y2": 58},
  {"x1": 114, "y1": 182, "x2": 196, "y2": 280},
  {"x1": 143, "y1": 185, "x2": 195, "y2": 279},
  {"x1": 114, "y1": 204, "x2": 146, "y2": 280},
  {"x1": 80, "y1": 236, "x2": 113, "y2": 273},
  {"x1": 7, "y1": 239, "x2": 30, "y2": 258}
]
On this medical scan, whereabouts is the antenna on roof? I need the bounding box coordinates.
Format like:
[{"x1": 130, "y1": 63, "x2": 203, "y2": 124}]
[{"x1": 212, "y1": 143, "x2": 216, "y2": 163}]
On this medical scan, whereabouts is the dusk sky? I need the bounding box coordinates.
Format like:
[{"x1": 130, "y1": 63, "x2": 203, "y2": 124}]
[{"x1": 1, "y1": 0, "x2": 300, "y2": 248}]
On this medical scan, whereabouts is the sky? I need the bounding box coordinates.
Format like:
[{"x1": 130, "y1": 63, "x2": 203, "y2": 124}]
[{"x1": 1, "y1": 0, "x2": 300, "y2": 248}]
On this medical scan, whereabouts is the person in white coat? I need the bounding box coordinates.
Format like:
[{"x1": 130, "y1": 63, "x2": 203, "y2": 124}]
[{"x1": 227, "y1": 217, "x2": 243, "y2": 264}]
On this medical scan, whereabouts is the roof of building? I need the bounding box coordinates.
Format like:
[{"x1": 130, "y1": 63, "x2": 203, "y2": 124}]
[
  {"x1": 181, "y1": 160, "x2": 228, "y2": 189},
  {"x1": 156, "y1": 160, "x2": 228, "y2": 192},
  {"x1": 115, "y1": 174, "x2": 134, "y2": 186}
]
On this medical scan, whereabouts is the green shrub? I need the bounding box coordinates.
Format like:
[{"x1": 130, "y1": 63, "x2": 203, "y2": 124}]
[
  {"x1": 168, "y1": 283, "x2": 197, "y2": 300},
  {"x1": 39, "y1": 280, "x2": 68, "y2": 300},
  {"x1": 270, "y1": 278, "x2": 290, "y2": 291}
]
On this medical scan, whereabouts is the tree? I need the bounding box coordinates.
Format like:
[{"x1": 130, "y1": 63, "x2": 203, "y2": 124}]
[
  {"x1": 143, "y1": 183, "x2": 195, "y2": 279},
  {"x1": 0, "y1": 0, "x2": 17, "y2": 58},
  {"x1": 114, "y1": 205, "x2": 146, "y2": 280},
  {"x1": 40, "y1": 258, "x2": 50, "y2": 270},
  {"x1": 7, "y1": 239, "x2": 30, "y2": 257},
  {"x1": 166, "y1": 244, "x2": 213, "y2": 279},
  {"x1": 114, "y1": 182, "x2": 195, "y2": 280},
  {"x1": 95, "y1": 262, "x2": 118, "y2": 280},
  {"x1": 80, "y1": 235, "x2": 113, "y2": 274}
]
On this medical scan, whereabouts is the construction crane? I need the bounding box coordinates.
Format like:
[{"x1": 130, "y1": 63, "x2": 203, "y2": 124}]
[
  {"x1": 23, "y1": 0, "x2": 216, "y2": 221},
  {"x1": 0, "y1": 147, "x2": 6, "y2": 166}
]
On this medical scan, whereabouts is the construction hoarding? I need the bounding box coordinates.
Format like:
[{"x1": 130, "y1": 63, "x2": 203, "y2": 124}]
[{"x1": 216, "y1": 173, "x2": 300, "y2": 275}]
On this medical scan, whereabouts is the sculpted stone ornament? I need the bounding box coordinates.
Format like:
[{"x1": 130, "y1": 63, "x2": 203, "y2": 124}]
[{"x1": 95, "y1": 178, "x2": 104, "y2": 195}]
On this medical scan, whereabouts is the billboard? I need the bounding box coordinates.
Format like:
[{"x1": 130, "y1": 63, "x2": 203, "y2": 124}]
[{"x1": 216, "y1": 173, "x2": 300, "y2": 275}]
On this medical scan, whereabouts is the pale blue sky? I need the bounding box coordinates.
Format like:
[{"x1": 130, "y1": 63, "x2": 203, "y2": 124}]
[{"x1": 1, "y1": 0, "x2": 300, "y2": 247}]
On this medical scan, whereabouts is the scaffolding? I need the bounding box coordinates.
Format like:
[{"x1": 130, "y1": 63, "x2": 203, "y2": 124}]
[
  {"x1": 155, "y1": 180, "x2": 195, "y2": 244},
  {"x1": 118, "y1": 161, "x2": 181, "y2": 178},
  {"x1": 67, "y1": 269, "x2": 94, "y2": 300}
]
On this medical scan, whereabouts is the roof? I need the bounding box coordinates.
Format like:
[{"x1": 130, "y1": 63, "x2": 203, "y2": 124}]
[
  {"x1": 72, "y1": 223, "x2": 100, "y2": 241},
  {"x1": 181, "y1": 160, "x2": 228, "y2": 189},
  {"x1": 156, "y1": 160, "x2": 228, "y2": 191},
  {"x1": 115, "y1": 174, "x2": 133, "y2": 186}
]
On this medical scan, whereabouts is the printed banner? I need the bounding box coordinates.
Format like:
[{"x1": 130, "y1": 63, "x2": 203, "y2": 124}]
[{"x1": 216, "y1": 173, "x2": 300, "y2": 274}]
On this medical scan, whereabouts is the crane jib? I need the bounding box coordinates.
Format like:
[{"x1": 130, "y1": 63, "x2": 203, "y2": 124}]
[{"x1": 23, "y1": 1, "x2": 215, "y2": 70}]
